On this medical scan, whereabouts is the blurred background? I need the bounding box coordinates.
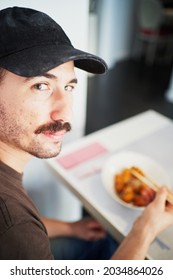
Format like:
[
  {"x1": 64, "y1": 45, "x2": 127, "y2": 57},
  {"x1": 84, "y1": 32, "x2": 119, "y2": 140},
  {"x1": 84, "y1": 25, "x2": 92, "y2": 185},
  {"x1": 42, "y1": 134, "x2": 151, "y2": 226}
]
[
  {"x1": 1, "y1": 0, "x2": 173, "y2": 221},
  {"x1": 86, "y1": 0, "x2": 173, "y2": 135}
]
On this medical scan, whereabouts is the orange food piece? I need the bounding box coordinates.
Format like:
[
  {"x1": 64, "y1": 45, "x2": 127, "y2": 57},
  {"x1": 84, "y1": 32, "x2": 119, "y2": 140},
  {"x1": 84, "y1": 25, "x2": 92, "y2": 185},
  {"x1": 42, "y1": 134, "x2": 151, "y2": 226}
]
[
  {"x1": 115, "y1": 174, "x2": 125, "y2": 193},
  {"x1": 120, "y1": 187, "x2": 135, "y2": 202},
  {"x1": 114, "y1": 166, "x2": 155, "y2": 207},
  {"x1": 133, "y1": 195, "x2": 148, "y2": 206}
]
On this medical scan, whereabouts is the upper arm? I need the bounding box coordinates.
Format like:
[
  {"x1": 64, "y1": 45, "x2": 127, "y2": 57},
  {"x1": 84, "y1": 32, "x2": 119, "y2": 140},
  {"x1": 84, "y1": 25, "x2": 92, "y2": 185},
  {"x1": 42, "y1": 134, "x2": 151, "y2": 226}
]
[{"x1": 0, "y1": 222, "x2": 54, "y2": 260}]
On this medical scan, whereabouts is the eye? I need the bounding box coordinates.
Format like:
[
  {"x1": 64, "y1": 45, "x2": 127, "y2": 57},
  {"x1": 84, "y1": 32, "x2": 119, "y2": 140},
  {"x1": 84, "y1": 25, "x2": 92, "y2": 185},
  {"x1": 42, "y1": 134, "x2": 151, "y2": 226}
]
[
  {"x1": 33, "y1": 83, "x2": 49, "y2": 91},
  {"x1": 64, "y1": 85, "x2": 75, "y2": 93}
]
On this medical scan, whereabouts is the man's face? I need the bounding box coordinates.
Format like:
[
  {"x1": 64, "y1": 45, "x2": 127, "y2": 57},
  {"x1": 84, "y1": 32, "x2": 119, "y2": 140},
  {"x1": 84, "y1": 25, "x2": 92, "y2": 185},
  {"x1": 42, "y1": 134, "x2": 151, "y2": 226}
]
[{"x1": 0, "y1": 61, "x2": 77, "y2": 159}]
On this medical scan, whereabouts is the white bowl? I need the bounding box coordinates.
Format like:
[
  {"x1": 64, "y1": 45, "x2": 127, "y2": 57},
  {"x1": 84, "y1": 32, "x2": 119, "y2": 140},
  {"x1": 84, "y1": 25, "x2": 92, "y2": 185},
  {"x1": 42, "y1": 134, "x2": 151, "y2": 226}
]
[{"x1": 101, "y1": 151, "x2": 171, "y2": 210}]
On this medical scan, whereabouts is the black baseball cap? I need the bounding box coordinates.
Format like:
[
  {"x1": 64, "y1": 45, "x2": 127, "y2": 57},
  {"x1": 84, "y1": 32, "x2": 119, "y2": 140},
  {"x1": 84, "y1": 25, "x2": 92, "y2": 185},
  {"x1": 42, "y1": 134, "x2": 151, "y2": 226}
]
[{"x1": 0, "y1": 6, "x2": 107, "y2": 77}]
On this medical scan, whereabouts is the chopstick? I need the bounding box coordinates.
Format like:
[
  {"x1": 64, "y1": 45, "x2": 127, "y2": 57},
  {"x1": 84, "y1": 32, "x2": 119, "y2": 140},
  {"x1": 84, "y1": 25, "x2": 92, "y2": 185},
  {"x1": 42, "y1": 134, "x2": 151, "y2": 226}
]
[{"x1": 131, "y1": 169, "x2": 173, "y2": 205}]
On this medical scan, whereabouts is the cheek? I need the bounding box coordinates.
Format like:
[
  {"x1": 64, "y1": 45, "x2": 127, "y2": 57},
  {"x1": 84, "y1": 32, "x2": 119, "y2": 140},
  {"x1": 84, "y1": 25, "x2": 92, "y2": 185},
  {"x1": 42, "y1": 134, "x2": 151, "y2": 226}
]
[
  {"x1": 0, "y1": 99, "x2": 16, "y2": 124},
  {"x1": 20, "y1": 99, "x2": 44, "y2": 121},
  {"x1": 0, "y1": 101, "x2": 25, "y2": 140},
  {"x1": 24, "y1": 104, "x2": 51, "y2": 130},
  {"x1": 8, "y1": 101, "x2": 38, "y2": 131}
]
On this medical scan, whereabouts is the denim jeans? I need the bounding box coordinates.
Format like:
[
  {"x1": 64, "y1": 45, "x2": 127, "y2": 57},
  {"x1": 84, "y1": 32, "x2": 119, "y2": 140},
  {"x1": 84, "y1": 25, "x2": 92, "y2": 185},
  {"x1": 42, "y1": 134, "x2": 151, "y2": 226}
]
[{"x1": 50, "y1": 234, "x2": 119, "y2": 260}]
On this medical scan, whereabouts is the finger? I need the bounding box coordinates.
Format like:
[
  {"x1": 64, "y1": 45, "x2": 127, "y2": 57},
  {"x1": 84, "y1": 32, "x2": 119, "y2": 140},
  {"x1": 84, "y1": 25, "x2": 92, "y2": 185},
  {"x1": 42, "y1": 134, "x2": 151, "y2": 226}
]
[
  {"x1": 152, "y1": 187, "x2": 167, "y2": 210},
  {"x1": 88, "y1": 220, "x2": 105, "y2": 229},
  {"x1": 88, "y1": 231, "x2": 106, "y2": 240},
  {"x1": 165, "y1": 200, "x2": 173, "y2": 211}
]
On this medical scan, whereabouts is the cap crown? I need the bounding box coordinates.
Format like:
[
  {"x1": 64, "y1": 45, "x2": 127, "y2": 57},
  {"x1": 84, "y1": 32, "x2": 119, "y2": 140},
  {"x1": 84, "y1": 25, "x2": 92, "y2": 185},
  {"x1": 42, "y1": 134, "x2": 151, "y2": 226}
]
[{"x1": 0, "y1": 7, "x2": 72, "y2": 58}]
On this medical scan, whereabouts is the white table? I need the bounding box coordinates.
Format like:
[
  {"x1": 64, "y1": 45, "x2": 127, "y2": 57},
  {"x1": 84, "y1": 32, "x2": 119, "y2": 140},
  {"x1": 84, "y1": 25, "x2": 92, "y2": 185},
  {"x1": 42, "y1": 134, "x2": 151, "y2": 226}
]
[{"x1": 47, "y1": 110, "x2": 173, "y2": 259}]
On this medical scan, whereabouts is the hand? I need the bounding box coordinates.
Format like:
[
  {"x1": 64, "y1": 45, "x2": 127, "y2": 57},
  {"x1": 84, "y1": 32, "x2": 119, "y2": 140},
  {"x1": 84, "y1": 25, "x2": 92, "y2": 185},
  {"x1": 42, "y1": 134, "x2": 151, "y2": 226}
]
[
  {"x1": 70, "y1": 217, "x2": 107, "y2": 241},
  {"x1": 133, "y1": 187, "x2": 173, "y2": 242},
  {"x1": 112, "y1": 187, "x2": 173, "y2": 260}
]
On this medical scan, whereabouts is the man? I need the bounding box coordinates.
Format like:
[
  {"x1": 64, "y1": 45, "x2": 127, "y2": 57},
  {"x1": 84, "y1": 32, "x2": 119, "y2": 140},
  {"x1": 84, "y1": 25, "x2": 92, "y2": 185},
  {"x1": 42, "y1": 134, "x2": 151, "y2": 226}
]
[{"x1": 0, "y1": 6, "x2": 173, "y2": 260}]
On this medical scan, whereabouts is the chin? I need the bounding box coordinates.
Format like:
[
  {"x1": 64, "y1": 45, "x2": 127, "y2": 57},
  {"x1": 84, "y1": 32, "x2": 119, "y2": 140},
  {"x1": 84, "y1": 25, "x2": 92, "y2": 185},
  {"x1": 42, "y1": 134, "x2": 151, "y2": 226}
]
[
  {"x1": 29, "y1": 145, "x2": 62, "y2": 159},
  {"x1": 28, "y1": 142, "x2": 62, "y2": 159},
  {"x1": 31, "y1": 150, "x2": 61, "y2": 159}
]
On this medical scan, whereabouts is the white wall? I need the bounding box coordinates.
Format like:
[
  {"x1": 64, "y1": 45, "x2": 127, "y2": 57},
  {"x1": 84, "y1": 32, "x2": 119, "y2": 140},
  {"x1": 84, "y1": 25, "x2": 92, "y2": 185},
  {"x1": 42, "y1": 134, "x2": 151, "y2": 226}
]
[{"x1": 0, "y1": 0, "x2": 90, "y2": 220}]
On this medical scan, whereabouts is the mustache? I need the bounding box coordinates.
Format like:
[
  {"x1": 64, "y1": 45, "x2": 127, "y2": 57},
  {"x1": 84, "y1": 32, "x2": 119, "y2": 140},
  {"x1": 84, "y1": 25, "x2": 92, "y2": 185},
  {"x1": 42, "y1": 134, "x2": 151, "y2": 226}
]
[{"x1": 35, "y1": 120, "x2": 72, "y2": 134}]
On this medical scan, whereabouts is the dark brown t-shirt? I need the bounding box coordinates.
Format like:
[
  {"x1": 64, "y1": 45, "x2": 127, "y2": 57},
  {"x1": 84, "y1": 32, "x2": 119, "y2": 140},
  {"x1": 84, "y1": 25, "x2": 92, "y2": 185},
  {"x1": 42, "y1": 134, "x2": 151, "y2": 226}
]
[{"x1": 0, "y1": 162, "x2": 54, "y2": 259}]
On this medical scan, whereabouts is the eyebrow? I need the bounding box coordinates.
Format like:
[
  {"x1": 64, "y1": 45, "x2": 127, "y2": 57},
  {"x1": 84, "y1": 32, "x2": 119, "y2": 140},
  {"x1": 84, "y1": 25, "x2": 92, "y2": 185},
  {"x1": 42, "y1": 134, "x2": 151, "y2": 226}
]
[{"x1": 24, "y1": 73, "x2": 78, "y2": 84}]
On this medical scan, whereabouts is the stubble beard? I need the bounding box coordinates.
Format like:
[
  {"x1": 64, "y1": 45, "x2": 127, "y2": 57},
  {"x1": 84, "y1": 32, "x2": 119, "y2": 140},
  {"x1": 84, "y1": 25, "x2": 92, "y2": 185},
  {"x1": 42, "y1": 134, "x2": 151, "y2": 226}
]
[
  {"x1": 26, "y1": 139, "x2": 63, "y2": 159},
  {"x1": 0, "y1": 103, "x2": 71, "y2": 159}
]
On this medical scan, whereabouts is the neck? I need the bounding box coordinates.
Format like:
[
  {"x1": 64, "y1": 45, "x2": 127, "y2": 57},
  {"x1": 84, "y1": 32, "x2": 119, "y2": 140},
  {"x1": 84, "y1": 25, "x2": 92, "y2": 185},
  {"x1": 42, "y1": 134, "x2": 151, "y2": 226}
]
[{"x1": 0, "y1": 142, "x2": 32, "y2": 173}]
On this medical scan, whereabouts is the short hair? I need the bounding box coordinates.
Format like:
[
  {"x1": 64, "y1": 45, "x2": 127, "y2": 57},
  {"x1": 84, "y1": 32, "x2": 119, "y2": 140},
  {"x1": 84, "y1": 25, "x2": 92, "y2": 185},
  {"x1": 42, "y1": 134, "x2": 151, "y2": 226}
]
[{"x1": 0, "y1": 67, "x2": 6, "y2": 84}]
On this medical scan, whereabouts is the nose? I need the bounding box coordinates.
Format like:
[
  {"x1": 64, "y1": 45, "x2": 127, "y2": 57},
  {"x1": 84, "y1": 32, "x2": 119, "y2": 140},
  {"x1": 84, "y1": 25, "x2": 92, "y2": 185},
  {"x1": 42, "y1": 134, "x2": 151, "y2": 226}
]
[{"x1": 50, "y1": 89, "x2": 73, "y2": 123}]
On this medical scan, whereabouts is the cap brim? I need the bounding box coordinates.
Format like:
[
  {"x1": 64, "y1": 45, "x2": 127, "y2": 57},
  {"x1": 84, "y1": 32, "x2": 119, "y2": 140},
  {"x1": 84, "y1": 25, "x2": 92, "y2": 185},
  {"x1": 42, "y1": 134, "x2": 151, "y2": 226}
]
[{"x1": 0, "y1": 44, "x2": 107, "y2": 77}]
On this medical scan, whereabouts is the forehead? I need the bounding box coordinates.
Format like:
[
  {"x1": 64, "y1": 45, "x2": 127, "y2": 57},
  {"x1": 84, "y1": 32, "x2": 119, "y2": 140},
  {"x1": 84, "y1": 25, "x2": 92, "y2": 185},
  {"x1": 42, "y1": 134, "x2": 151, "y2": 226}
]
[
  {"x1": 36, "y1": 61, "x2": 75, "y2": 77},
  {"x1": 1, "y1": 61, "x2": 77, "y2": 84},
  {"x1": 24, "y1": 61, "x2": 77, "y2": 82}
]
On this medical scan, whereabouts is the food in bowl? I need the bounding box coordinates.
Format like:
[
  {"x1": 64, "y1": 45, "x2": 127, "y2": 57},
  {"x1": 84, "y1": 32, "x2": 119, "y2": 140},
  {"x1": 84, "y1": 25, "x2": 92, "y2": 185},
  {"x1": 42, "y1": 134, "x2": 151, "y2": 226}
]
[{"x1": 115, "y1": 166, "x2": 156, "y2": 207}]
